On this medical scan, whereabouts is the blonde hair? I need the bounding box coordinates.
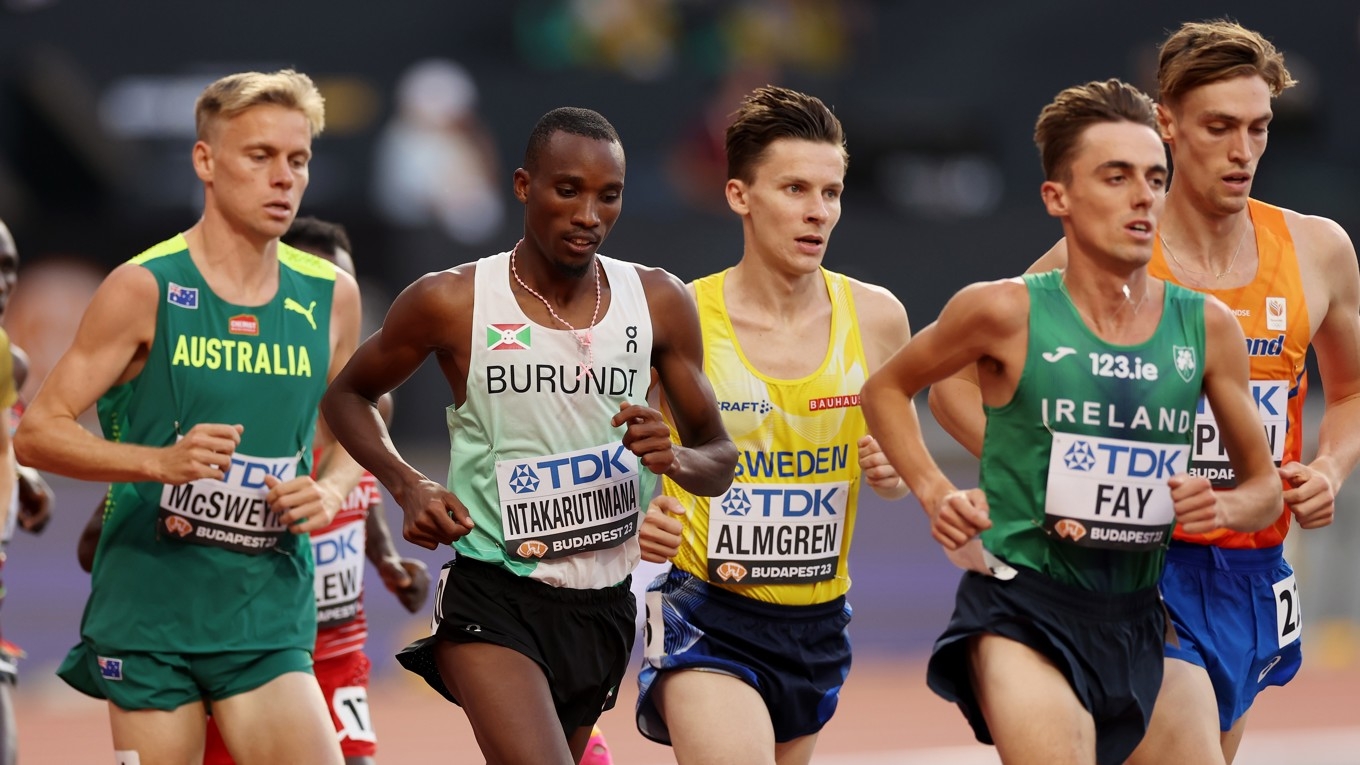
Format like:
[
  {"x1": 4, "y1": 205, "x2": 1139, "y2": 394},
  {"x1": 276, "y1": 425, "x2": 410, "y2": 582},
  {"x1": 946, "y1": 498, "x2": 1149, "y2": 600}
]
[
  {"x1": 1158, "y1": 20, "x2": 1296, "y2": 106},
  {"x1": 194, "y1": 69, "x2": 325, "y2": 140}
]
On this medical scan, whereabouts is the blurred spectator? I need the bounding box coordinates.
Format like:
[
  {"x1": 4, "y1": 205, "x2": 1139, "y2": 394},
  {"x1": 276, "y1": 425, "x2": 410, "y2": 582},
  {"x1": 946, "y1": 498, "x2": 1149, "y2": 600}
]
[
  {"x1": 666, "y1": 64, "x2": 777, "y2": 213},
  {"x1": 371, "y1": 59, "x2": 504, "y2": 254},
  {"x1": 1, "y1": 255, "x2": 102, "y2": 405}
]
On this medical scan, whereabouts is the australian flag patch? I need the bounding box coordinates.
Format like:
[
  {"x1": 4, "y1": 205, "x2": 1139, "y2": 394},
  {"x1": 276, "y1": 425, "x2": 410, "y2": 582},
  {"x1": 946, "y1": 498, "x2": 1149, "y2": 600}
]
[
  {"x1": 97, "y1": 656, "x2": 124, "y2": 681},
  {"x1": 167, "y1": 282, "x2": 199, "y2": 309}
]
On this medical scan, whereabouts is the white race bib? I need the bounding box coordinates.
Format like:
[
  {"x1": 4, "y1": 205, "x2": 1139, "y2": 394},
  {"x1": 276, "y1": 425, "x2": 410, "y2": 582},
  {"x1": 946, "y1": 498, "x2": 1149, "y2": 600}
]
[
  {"x1": 158, "y1": 450, "x2": 299, "y2": 554},
  {"x1": 706, "y1": 480, "x2": 847, "y2": 585},
  {"x1": 313, "y1": 519, "x2": 366, "y2": 628},
  {"x1": 1189, "y1": 380, "x2": 1288, "y2": 487},
  {"x1": 1044, "y1": 432, "x2": 1187, "y2": 550},
  {"x1": 495, "y1": 441, "x2": 640, "y2": 560}
]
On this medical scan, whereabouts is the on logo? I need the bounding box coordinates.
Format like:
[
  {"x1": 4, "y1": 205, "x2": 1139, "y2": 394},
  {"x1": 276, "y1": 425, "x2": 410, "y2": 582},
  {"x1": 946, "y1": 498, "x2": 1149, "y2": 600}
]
[
  {"x1": 1054, "y1": 519, "x2": 1087, "y2": 541},
  {"x1": 716, "y1": 561, "x2": 748, "y2": 582},
  {"x1": 165, "y1": 515, "x2": 194, "y2": 537},
  {"x1": 508, "y1": 464, "x2": 540, "y2": 494},
  {"x1": 516, "y1": 540, "x2": 548, "y2": 558},
  {"x1": 1173, "y1": 345, "x2": 1197, "y2": 382},
  {"x1": 720, "y1": 488, "x2": 752, "y2": 516},
  {"x1": 1063, "y1": 441, "x2": 1097, "y2": 472}
]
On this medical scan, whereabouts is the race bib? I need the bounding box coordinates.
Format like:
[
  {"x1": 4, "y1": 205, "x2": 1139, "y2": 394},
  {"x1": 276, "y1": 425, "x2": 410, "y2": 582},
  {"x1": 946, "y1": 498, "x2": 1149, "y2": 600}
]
[
  {"x1": 1272, "y1": 572, "x2": 1302, "y2": 649},
  {"x1": 1044, "y1": 432, "x2": 1187, "y2": 550},
  {"x1": 1189, "y1": 380, "x2": 1288, "y2": 487},
  {"x1": 158, "y1": 451, "x2": 298, "y2": 553},
  {"x1": 706, "y1": 480, "x2": 847, "y2": 585},
  {"x1": 332, "y1": 685, "x2": 376, "y2": 743},
  {"x1": 496, "y1": 441, "x2": 640, "y2": 560},
  {"x1": 313, "y1": 519, "x2": 366, "y2": 629}
]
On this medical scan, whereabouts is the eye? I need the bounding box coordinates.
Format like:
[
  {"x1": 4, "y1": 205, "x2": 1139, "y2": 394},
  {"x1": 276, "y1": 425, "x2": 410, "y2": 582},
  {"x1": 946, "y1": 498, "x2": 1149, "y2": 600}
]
[
  {"x1": 601, "y1": 191, "x2": 621, "y2": 203},
  {"x1": 787, "y1": 184, "x2": 802, "y2": 194},
  {"x1": 1149, "y1": 176, "x2": 1166, "y2": 190},
  {"x1": 556, "y1": 186, "x2": 577, "y2": 198},
  {"x1": 824, "y1": 189, "x2": 841, "y2": 200}
]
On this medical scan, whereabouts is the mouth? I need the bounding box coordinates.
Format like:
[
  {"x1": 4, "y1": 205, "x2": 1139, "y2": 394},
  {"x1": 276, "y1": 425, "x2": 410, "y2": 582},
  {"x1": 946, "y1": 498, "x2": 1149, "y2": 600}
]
[
  {"x1": 264, "y1": 201, "x2": 293, "y2": 220},
  {"x1": 563, "y1": 232, "x2": 599, "y2": 255},
  {"x1": 1125, "y1": 220, "x2": 1154, "y2": 241},
  {"x1": 794, "y1": 234, "x2": 826, "y2": 253},
  {"x1": 1222, "y1": 172, "x2": 1252, "y2": 191}
]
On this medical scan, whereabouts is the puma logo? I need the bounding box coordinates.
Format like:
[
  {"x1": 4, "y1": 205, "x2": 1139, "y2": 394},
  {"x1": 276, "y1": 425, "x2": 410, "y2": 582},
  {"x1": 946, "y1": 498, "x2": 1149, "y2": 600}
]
[
  {"x1": 284, "y1": 298, "x2": 317, "y2": 330},
  {"x1": 1042, "y1": 346, "x2": 1077, "y2": 363}
]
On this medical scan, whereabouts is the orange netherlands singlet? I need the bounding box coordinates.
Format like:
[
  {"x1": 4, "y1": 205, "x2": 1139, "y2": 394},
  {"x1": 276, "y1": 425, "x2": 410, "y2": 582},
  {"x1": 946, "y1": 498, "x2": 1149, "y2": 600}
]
[{"x1": 1151, "y1": 199, "x2": 1309, "y2": 549}]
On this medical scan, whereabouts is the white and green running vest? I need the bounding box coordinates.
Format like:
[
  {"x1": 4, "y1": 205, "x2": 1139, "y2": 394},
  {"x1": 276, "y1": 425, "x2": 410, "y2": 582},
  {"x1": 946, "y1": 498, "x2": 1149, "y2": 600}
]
[{"x1": 448, "y1": 251, "x2": 656, "y2": 589}]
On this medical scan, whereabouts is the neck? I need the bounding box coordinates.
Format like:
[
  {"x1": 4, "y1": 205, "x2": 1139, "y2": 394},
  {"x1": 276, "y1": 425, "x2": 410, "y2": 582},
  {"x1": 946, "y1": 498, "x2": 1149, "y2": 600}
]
[
  {"x1": 183, "y1": 214, "x2": 279, "y2": 293},
  {"x1": 1160, "y1": 188, "x2": 1252, "y2": 275},
  {"x1": 728, "y1": 256, "x2": 826, "y2": 321},
  {"x1": 1060, "y1": 261, "x2": 1151, "y2": 335},
  {"x1": 511, "y1": 239, "x2": 598, "y2": 307}
]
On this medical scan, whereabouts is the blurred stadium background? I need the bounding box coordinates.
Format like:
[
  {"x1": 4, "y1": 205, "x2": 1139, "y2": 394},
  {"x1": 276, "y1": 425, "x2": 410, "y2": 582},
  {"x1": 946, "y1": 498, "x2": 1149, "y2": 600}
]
[{"x1": 2, "y1": 1, "x2": 1358, "y2": 762}]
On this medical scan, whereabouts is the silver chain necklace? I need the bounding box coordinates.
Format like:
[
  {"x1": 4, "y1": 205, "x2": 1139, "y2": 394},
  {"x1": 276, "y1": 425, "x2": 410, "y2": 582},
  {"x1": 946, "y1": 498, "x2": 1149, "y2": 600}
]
[
  {"x1": 1160, "y1": 221, "x2": 1250, "y2": 281},
  {"x1": 509, "y1": 239, "x2": 601, "y2": 377}
]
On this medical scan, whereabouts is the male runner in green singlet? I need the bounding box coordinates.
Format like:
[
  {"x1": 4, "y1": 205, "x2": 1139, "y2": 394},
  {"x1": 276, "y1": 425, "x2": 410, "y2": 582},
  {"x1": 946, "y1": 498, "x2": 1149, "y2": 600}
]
[
  {"x1": 15, "y1": 70, "x2": 362, "y2": 765},
  {"x1": 861, "y1": 79, "x2": 1281, "y2": 765}
]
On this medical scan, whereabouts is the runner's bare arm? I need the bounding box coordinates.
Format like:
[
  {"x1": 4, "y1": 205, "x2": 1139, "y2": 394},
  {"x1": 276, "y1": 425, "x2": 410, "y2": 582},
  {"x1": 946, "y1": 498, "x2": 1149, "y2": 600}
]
[
  {"x1": 863, "y1": 282, "x2": 1025, "y2": 547},
  {"x1": 1178, "y1": 297, "x2": 1282, "y2": 534},
  {"x1": 633, "y1": 267, "x2": 736, "y2": 497},
  {"x1": 270, "y1": 268, "x2": 364, "y2": 533},
  {"x1": 321, "y1": 269, "x2": 475, "y2": 549},
  {"x1": 15, "y1": 264, "x2": 243, "y2": 484},
  {"x1": 851, "y1": 279, "x2": 912, "y2": 499},
  {"x1": 1288, "y1": 216, "x2": 1360, "y2": 526}
]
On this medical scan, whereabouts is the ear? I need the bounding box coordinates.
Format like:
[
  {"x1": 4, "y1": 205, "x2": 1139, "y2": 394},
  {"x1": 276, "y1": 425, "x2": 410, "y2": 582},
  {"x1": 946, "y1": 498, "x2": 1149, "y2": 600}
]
[
  {"x1": 191, "y1": 141, "x2": 213, "y2": 183},
  {"x1": 1155, "y1": 102, "x2": 1174, "y2": 144},
  {"x1": 725, "y1": 178, "x2": 749, "y2": 216},
  {"x1": 512, "y1": 168, "x2": 530, "y2": 204},
  {"x1": 1040, "y1": 180, "x2": 1069, "y2": 219}
]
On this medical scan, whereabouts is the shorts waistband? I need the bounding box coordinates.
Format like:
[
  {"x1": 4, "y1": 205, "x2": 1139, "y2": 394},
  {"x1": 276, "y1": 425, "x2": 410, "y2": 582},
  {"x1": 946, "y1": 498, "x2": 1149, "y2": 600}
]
[
  {"x1": 999, "y1": 566, "x2": 1161, "y2": 621},
  {"x1": 452, "y1": 555, "x2": 633, "y2": 605},
  {"x1": 669, "y1": 568, "x2": 847, "y2": 620},
  {"x1": 1166, "y1": 541, "x2": 1284, "y2": 571}
]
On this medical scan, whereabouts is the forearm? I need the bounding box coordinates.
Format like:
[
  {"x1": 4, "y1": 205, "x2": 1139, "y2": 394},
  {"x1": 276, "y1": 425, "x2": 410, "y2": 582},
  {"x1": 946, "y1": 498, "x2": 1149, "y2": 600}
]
[
  {"x1": 364, "y1": 506, "x2": 402, "y2": 566},
  {"x1": 15, "y1": 414, "x2": 164, "y2": 484},
  {"x1": 862, "y1": 384, "x2": 955, "y2": 510},
  {"x1": 1219, "y1": 473, "x2": 1285, "y2": 533},
  {"x1": 320, "y1": 389, "x2": 426, "y2": 502},
  {"x1": 1310, "y1": 393, "x2": 1360, "y2": 492},
  {"x1": 662, "y1": 436, "x2": 737, "y2": 497},
  {"x1": 314, "y1": 439, "x2": 365, "y2": 506},
  {"x1": 927, "y1": 378, "x2": 986, "y2": 459}
]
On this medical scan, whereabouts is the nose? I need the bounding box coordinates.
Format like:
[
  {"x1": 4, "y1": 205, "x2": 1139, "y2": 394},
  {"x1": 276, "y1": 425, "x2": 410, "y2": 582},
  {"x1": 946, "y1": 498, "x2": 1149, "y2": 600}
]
[
  {"x1": 571, "y1": 197, "x2": 601, "y2": 229},
  {"x1": 271, "y1": 156, "x2": 296, "y2": 190},
  {"x1": 1132, "y1": 177, "x2": 1158, "y2": 210},
  {"x1": 1227, "y1": 127, "x2": 1255, "y2": 165},
  {"x1": 805, "y1": 195, "x2": 830, "y2": 224}
]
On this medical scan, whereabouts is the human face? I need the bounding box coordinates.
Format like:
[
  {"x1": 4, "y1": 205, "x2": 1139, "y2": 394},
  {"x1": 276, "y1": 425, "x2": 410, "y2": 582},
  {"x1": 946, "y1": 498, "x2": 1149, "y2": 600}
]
[
  {"x1": 1043, "y1": 121, "x2": 1167, "y2": 269},
  {"x1": 515, "y1": 132, "x2": 625, "y2": 279},
  {"x1": 1161, "y1": 75, "x2": 1272, "y2": 215},
  {"x1": 0, "y1": 222, "x2": 17, "y2": 317},
  {"x1": 728, "y1": 138, "x2": 844, "y2": 276},
  {"x1": 195, "y1": 104, "x2": 313, "y2": 243}
]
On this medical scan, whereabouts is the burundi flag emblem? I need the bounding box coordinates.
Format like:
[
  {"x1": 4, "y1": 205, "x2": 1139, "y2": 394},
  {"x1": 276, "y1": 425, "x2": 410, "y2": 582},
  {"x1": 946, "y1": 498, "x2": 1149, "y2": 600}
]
[{"x1": 488, "y1": 323, "x2": 531, "y2": 350}]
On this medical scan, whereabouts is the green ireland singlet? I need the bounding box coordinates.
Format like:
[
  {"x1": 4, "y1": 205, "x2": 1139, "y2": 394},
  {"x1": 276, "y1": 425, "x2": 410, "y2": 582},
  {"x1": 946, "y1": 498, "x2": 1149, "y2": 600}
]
[
  {"x1": 979, "y1": 270, "x2": 1205, "y2": 593},
  {"x1": 73, "y1": 234, "x2": 335, "y2": 655}
]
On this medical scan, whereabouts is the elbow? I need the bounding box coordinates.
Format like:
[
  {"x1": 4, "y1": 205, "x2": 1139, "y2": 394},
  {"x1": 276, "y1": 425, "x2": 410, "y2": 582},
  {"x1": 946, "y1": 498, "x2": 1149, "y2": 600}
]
[{"x1": 12, "y1": 424, "x2": 39, "y2": 470}]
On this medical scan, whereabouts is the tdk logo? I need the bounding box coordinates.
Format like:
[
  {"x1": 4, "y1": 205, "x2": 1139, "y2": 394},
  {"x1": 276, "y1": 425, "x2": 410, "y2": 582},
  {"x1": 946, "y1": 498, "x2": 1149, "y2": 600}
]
[
  {"x1": 1096, "y1": 444, "x2": 1182, "y2": 478},
  {"x1": 313, "y1": 528, "x2": 361, "y2": 564},
  {"x1": 721, "y1": 488, "x2": 753, "y2": 516},
  {"x1": 722, "y1": 486, "x2": 840, "y2": 517},
  {"x1": 517, "y1": 445, "x2": 633, "y2": 491},
  {"x1": 719, "y1": 400, "x2": 773, "y2": 415},
  {"x1": 221, "y1": 456, "x2": 293, "y2": 489},
  {"x1": 1064, "y1": 441, "x2": 1097, "y2": 472},
  {"x1": 508, "y1": 464, "x2": 540, "y2": 494}
]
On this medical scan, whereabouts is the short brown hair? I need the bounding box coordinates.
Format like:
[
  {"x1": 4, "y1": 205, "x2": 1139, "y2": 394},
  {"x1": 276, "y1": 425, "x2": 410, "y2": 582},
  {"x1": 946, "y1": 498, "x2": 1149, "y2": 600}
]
[
  {"x1": 1158, "y1": 20, "x2": 1296, "y2": 106},
  {"x1": 725, "y1": 86, "x2": 847, "y2": 183},
  {"x1": 194, "y1": 69, "x2": 326, "y2": 140},
  {"x1": 1033, "y1": 79, "x2": 1158, "y2": 182}
]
